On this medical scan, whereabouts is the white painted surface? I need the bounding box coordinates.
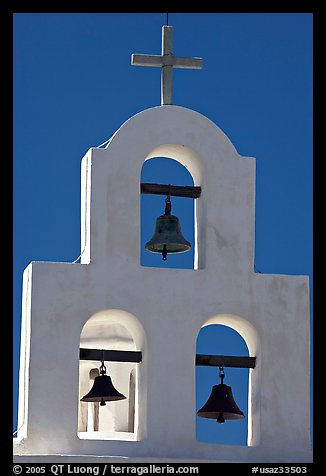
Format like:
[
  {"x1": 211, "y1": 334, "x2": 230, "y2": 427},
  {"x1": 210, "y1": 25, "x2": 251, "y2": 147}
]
[{"x1": 14, "y1": 105, "x2": 311, "y2": 462}]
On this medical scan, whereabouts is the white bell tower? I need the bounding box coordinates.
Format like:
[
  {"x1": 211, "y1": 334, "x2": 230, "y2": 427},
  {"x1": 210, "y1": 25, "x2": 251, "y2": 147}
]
[{"x1": 14, "y1": 24, "x2": 312, "y2": 464}]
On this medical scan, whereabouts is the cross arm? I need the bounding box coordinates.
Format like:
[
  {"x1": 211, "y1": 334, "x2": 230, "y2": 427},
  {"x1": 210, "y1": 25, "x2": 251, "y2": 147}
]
[
  {"x1": 172, "y1": 57, "x2": 203, "y2": 69},
  {"x1": 131, "y1": 54, "x2": 163, "y2": 67},
  {"x1": 131, "y1": 54, "x2": 203, "y2": 69}
]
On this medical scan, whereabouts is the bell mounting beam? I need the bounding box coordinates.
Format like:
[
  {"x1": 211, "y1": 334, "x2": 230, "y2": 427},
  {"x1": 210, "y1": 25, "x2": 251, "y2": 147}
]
[
  {"x1": 80, "y1": 348, "x2": 142, "y2": 363},
  {"x1": 141, "y1": 183, "x2": 201, "y2": 199},
  {"x1": 80, "y1": 349, "x2": 255, "y2": 368},
  {"x1": 196, "y1": 354, "x2": 256, "y2": 369}
]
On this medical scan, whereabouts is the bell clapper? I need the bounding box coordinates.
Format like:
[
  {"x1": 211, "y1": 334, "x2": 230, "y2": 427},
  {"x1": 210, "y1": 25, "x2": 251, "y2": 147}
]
[
  {"x1": 217, "y1": 412, "x2": 225, "y2": 424},
  {"x1": 162, "y1": 244, "x2": 168, "y2": 261}
]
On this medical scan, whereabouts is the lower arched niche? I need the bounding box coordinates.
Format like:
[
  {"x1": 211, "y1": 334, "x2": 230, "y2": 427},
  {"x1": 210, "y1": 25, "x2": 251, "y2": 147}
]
[
  {"x1": 196, "y1": 313, "x2": 260, "y2": 447},
  {"x1": 77, "y1": 309, "x2": 147, "y2": 441}
]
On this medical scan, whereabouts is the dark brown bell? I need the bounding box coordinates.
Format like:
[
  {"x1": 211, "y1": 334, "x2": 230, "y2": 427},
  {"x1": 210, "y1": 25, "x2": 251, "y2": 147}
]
[
  {"x1": 197, "y1": 383, "x2": 245, "y2": 423},
  {"x1": 145, "y1": 195, "x2": 191, "y2": 261},
  {"x1": 80, "y1": 361, "x2": 126, "y2": 406}
]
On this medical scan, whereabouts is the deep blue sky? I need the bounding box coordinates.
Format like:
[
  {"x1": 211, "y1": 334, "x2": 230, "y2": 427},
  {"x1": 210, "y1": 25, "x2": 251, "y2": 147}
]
[{"x1": 13, "y1": 13, "x2": 313, "y2": 446}]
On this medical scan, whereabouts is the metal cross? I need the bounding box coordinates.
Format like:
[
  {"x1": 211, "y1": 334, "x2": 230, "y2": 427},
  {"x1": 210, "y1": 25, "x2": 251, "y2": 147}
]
[{"x1": 131, "y1": 26, "x2": 203, "y2": 105}]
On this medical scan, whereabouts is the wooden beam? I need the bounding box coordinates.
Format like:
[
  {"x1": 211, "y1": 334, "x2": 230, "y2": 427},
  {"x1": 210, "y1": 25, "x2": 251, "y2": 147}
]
[
  {"x1": 141, "y1": 183, "x2": 201, "y2": 199},
  {"x1": 80, "y1": 349, "x2": 254, "y2": 368},
  {"x1": 80, "y1": 348, "x2": 142, "y2": 363},
  {"x1": 196, "y1": 354, "x2": 256, "y2": 369}
]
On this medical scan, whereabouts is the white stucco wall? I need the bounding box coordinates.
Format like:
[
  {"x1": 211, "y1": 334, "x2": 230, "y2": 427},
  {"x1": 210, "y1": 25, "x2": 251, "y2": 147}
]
[{"x1": 13, "y1": 106, "x2": 311, "y2": 463}]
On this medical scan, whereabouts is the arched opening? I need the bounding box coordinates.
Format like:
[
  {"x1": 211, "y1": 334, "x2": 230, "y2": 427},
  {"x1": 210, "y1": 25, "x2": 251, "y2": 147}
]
[
  {"x1": 78, "y1": 309, "x2": 146, "y2": 441},
  {"x1": 140, "y1": 144, "x2": 204, "y2": 270},
  {"x1": 141, "y1": 157, "x2": 195, "y2": 269},
  {"x1": 196, "y1": 314, "x2": 260, "y2": 447}
]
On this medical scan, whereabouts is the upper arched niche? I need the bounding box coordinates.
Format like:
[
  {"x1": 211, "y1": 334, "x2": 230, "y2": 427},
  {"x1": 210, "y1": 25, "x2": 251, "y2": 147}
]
[
  {"x1": 141, "y1": 144, "x2": 204, "y2": 270},
  {"x1": 140, "y1": 154, "x2": 196, "y2": 269}
]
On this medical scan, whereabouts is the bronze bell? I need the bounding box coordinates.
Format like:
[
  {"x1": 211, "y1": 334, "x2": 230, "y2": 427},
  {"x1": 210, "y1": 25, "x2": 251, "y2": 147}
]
[
  {"x1": 81, "y1": 361, "x2": 126, "y2": 406},
  {"x1": 145, "y1": 195, "x2": 191, "y2": 261},
  {"x1": 197, "y1": 367, "x2": 245, "y2": 423}
]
